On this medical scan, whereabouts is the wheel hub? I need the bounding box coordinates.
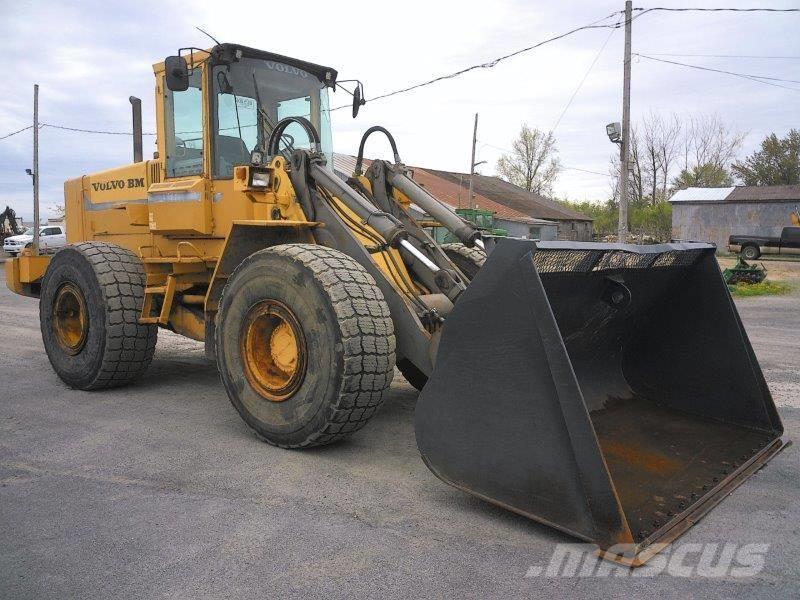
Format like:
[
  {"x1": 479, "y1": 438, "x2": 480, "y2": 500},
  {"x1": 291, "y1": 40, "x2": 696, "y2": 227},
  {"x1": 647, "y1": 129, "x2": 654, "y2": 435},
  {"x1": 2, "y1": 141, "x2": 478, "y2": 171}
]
[
  {"x1": 52, "y1": 282, "x2": 88, "y2": 355},
  {"x1": 240, "y1": 300, "x2": 306, "y2": 402}
]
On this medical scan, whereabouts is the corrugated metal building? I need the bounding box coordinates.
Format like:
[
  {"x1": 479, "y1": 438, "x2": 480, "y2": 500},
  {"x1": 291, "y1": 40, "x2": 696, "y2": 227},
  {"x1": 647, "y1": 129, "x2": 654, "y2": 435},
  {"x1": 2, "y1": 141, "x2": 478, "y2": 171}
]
[{"x1": 670, "y1": 185, "x2": 800, "y2": 250}]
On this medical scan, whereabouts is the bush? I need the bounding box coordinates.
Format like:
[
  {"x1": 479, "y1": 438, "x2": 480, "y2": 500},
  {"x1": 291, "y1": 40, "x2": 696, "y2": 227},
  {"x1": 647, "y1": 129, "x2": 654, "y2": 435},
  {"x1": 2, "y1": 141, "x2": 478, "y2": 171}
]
[{"x1": 556, "y1": 199, "x2": 672, "y2": 241}]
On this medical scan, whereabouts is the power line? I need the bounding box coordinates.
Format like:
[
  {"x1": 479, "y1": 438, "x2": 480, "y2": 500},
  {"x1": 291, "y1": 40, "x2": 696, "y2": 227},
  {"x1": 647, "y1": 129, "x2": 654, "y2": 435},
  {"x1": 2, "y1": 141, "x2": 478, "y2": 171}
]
[
  {"x1": 0, "y1": 124, "x2": 34, "y2": 140},
  {"x1": 642, "y1": 52, "x2": 800, "y2": 59},
  {"x1": 635, "y1": 53, "x2": 800, "y2": 91},
  {"x1": 563, "y1": 166, "x2": 612, "y2": 177},
  {"x1": 41, "y1": 123, "x2": 157, "y2": 136},
  {"x1": 330, "y1": 11, "x2": 624, "y2": 112},
  {"x1": 552, "y1": 16, "x2": 621, "y2": 132},
  {"x1": 477, "y1": 140, "x2": 609, "y2": 177},
  {"x1": 633, "y1": 7, "x2": 800, "y2": 14}
]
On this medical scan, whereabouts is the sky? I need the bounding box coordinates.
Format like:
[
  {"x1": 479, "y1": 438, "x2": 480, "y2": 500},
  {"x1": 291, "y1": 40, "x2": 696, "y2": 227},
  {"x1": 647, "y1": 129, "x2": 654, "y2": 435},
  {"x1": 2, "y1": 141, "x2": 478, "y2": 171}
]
[{"x1": 0, "y1": 0, "x2": 798, "y2": 221}]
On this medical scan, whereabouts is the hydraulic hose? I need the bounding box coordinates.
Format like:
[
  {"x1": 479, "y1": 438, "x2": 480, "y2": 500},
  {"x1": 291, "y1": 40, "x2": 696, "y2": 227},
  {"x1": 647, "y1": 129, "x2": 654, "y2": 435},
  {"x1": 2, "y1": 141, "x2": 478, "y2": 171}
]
[
  {"x1": 268, "y1": 116, "x2": 321, "y2": 156},
  {"x1": 354, "y1": 126, "x2": 401, "y2": 176}
]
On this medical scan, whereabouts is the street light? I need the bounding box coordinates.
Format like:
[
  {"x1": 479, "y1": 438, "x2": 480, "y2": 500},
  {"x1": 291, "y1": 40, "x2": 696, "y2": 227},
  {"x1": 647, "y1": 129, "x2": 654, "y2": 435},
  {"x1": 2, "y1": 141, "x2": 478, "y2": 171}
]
[{"x1": 606, "y1": 122, "x2": 622, "y2": 145}]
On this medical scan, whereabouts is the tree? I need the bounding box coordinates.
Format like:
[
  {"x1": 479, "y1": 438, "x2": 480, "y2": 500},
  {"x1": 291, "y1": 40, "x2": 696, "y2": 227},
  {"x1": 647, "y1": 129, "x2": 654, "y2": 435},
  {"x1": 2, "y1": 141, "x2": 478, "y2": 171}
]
[
  {"x1": 609, "y1": 112, "x2": 744, "y2": 202},
  {"x1": 732, "y1": 130, "x2": 800, "y2": 185},
  {"x1": 496, "y1": 124, "x2": 561, "y2": 196},
  {"x1": 672, "y1": 114, "x2": 744, "y2": 190},
  {"x1": 672, "y1": 163, "x2": 733, "y2": 188},
  {"x1": 50, "y1": 204, "x2": 66, "y2": 220},
  {"x1": 609, "y1": 112, "x2": 681, "y2": 206}
]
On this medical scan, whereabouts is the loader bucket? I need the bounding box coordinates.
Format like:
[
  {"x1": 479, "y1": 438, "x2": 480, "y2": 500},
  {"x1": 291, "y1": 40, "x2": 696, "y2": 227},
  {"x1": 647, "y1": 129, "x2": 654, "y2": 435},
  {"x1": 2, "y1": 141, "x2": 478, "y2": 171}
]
[{"x1": 415, "y1": 238, "x2": 787, "y2": 566}]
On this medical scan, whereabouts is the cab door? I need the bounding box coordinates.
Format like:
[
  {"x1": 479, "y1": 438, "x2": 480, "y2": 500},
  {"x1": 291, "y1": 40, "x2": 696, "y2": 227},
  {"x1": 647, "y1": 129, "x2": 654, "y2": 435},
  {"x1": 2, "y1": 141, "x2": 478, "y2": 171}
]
[
  {"x1": 780, "y1": 227, "x2": 800, "y2": 255},
  {"x1": 149, "y1": 62, "x2": 213, "y2": 236},
  {"x1": 39, "y1": 226, "x2": 66, "y2": 252}
]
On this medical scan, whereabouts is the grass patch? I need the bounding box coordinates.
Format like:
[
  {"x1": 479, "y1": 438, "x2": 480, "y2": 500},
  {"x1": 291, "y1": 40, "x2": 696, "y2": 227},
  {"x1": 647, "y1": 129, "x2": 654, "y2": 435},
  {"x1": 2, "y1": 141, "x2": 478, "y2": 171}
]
[{"x1": 728, "y1": 280, "x2": 792, "y2": 298}]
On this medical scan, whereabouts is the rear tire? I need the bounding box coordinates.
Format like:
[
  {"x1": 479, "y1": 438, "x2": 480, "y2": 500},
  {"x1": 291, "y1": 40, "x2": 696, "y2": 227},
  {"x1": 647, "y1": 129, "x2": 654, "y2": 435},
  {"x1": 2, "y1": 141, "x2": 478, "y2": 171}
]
[
  {"x1": 215, "y1": 244, "x2": 396, "y2": 448},
  {"x1": 39, "y1": 242, "x2": 157, "y2": 390},
  {"x1": 741, "y1": 244, "x2": 761, "y2": 260},
  {"x1": 441, "y1": 243, "x2": 486, "y2": 280}
]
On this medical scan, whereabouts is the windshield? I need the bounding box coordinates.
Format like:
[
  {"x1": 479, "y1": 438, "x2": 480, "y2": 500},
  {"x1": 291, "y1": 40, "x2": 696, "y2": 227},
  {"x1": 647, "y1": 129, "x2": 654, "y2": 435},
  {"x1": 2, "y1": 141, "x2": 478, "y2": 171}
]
[{"x1": 211, "y1": 56, "x2": 333, "y2": 178}]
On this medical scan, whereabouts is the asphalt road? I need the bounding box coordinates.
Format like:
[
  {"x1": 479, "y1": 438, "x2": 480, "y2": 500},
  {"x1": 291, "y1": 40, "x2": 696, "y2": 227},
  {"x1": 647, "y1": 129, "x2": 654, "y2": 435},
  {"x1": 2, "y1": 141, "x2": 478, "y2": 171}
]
[{"x1": 1, "y1": 268, "x2": 798, "y2": 599}]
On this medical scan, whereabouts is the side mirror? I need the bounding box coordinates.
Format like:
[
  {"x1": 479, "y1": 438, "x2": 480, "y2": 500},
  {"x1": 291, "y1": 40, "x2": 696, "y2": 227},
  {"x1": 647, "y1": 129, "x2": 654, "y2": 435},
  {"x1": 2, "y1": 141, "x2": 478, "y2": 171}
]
[
  {"x1": 352, "y1": 83, "x2": 365, "y2": 119},
  {"x1": 165, "y1": 56, "x2": 189, "y2": 92}
]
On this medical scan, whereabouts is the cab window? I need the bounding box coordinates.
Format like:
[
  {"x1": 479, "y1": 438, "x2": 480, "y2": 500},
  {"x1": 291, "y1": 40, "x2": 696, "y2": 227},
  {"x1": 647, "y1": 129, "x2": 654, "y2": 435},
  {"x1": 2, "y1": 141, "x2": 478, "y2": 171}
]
[
  {"x1": 214, "y1": 90, "x2": 258, "y2": 178},
  {"x1": 165, "y1": 69, "x2": 204, "y2": 178}
]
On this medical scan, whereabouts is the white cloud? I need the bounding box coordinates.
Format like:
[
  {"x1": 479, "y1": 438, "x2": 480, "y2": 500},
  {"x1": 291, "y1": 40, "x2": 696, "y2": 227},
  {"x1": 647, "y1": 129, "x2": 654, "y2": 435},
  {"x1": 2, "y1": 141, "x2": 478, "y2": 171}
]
[{"x1": 1, "y1": 0, "x2": 797, "y2": 220}]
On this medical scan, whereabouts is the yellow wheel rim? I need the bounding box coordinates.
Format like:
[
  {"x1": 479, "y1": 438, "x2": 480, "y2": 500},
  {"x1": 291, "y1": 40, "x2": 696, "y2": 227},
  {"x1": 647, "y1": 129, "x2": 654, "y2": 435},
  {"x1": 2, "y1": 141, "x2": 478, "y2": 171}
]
[
  {"x1": 52, "y1": 282, "x2": 89, "y2": 355},
  {"x1": 240, "y1": 300, "x2": 306, "y2": 402}
]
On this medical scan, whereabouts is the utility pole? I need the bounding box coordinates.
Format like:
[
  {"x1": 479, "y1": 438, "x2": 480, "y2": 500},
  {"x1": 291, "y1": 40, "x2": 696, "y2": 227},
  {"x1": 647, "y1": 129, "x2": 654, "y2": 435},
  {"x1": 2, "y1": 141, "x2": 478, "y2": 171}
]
[
  {"x1": 468, "y1": 113, "x2": 478, "y2": 210},
  {"x1": 32, "y1": 84, "x2": 40, "y2": 255},
  {"x1": 618, "y1": 0, "x2": 632, "y2": 242}
]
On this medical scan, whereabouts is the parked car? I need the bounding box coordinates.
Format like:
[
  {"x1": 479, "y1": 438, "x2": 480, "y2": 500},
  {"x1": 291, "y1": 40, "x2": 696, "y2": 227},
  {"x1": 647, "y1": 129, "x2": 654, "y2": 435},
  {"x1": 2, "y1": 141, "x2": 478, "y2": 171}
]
[
  {"x1": 728, "y1": 226, "x2": 800, "y2": 259},
  {"x1": 2, "y1": 225, "x2": 67, "y2": 256}
]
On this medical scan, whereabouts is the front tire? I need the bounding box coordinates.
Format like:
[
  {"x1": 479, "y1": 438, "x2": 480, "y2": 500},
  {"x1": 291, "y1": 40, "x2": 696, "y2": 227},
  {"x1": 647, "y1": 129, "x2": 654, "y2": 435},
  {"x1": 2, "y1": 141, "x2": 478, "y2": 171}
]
[
  {"x1": 39, "y1": 242, "x2": 157, "y2": 390},
  {"x1": 215, "y1": 244, "x2": 396, "y2": 448},
  {"x1": 441, "y1": 243, "x2": 486, "y2": 280},
  {"x1": 741, "y1": 245, "x2": 761, "y2": 260}
]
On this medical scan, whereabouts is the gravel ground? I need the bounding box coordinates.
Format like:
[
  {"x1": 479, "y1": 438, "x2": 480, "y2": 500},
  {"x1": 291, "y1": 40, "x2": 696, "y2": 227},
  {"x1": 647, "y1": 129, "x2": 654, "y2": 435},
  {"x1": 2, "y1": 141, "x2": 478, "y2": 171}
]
[{"x1": 1, "y1": 265, "x2": 798, "y2": 599}]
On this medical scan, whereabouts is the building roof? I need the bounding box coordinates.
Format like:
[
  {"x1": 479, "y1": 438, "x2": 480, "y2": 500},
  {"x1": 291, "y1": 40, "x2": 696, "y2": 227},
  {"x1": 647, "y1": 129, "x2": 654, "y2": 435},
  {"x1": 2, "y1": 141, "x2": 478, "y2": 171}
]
[
  {"x1": 332, "y1": 154, "x2": 550, "y2": 225},
  {"x1": 425, "y1": 169, "x2": 593, "y2": 222},
  {"x1": 670, "y1": 187, "x2": 735, "y2": 202},
  {"x1": 670, "y1": 185, "x2": 800, "y2": 204},
  {"x1": 409, "y1": 168, "x2": 546, "y2": 225},
  {"x1": 727, "y1": 185, "x2": 800, "y2": 202}
]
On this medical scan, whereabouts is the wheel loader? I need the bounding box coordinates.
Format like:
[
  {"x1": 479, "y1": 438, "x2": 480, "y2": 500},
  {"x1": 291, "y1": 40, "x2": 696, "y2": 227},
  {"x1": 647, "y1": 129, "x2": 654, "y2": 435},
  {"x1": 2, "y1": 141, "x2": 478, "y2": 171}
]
[{"x1": 5, "y1": 43, "x2": 788, "y2": 566}]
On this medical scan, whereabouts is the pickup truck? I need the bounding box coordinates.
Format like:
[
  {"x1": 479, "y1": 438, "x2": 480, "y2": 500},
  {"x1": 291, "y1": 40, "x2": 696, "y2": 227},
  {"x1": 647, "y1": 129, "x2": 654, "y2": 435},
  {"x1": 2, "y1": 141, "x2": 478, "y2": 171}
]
[
  {"x1": 2, "y1": 225, "x2": 67, "y2": 256},
  {"x1": 728, "y1": 226, "x2": 800, "y2": 259}
]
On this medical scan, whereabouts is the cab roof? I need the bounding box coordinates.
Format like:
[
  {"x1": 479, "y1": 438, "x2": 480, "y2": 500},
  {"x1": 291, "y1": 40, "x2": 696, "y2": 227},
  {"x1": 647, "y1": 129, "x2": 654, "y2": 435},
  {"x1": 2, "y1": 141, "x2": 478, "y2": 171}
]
[{"x1": 152, "y1": 43, "x2": 338, "y2": 87}]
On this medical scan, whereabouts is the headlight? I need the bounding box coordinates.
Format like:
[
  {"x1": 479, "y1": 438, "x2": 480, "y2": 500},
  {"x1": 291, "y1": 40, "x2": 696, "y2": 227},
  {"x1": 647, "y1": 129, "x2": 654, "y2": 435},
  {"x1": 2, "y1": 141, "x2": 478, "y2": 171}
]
[
  {"x1": 251, "y1": 150, "x2": 264, "y2": 165},
  {"x1": 250, "y1": 171, "x2": 270, "y2": 188}
]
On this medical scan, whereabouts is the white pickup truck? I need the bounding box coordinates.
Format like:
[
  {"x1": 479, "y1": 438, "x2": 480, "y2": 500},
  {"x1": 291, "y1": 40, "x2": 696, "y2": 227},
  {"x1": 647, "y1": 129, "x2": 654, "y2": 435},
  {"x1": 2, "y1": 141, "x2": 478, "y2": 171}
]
[{"x1": 3, "y1": 225, "x2": 67, "y2": 256}]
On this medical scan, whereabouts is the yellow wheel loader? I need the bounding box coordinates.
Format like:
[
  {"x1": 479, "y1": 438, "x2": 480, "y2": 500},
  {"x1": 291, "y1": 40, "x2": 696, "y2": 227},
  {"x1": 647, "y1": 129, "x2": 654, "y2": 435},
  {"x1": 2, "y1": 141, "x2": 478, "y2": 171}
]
[{"x1": 5, "y1": 44, "x2": 787, "y2": 566}]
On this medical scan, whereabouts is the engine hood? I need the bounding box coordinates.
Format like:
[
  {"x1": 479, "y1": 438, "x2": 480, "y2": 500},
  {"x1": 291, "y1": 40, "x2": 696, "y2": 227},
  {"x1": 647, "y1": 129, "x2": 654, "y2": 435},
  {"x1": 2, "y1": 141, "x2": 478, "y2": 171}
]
[{"x1": 4, "y1": 234, "x2": 32, "y2": 243}]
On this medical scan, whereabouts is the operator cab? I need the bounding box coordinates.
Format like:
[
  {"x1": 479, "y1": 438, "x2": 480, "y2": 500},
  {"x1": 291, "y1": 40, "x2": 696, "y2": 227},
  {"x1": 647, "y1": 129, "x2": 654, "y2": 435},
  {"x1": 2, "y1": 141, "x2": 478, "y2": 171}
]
[{"x1": 162, "y1": 44, "x2": 362, "y2": 180}]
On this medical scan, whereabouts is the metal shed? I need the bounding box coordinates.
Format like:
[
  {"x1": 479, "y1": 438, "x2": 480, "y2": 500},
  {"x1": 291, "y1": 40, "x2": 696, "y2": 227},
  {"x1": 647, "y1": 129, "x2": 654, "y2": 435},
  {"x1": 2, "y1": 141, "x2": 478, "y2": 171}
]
[{"x1": 670, "y1": 185, "x2": 800, "y2": 250}]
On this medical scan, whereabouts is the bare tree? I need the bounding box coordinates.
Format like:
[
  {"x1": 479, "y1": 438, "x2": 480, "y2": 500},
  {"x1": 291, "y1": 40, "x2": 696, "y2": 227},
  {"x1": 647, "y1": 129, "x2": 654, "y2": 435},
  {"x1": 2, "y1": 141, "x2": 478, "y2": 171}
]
[
  {"x1": 673, "y1": 114, "x2": 745, "y2": 189},
  {"x1": 610, "y1": 113, "x2": 682, "y2": 206},
  {"x1": 610, "y1": 126, "x2": 644, "y2": 205},
  {"x1": 610, "y1": 112, "x2": 744, "y2": 199},
  {"x1": 496, "y1": 124, "x2": 561, "y2": 196},
  {"x1": 642, "y1": 112, "x2": 682, "y2": 203}
]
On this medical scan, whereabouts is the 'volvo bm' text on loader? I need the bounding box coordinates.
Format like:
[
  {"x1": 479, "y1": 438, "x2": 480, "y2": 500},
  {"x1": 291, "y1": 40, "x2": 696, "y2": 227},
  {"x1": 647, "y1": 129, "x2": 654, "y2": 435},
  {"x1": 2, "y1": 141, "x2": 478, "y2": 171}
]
[{"x1": 6, "y1": 44, "x2": 787, "y2": 566}]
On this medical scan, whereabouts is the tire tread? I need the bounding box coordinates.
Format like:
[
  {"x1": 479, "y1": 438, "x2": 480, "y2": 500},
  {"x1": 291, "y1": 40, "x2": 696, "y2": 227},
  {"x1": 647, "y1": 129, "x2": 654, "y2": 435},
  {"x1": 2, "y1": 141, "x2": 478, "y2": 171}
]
[
  {"x1": 222, "y1": 244, "x2": 395, "y2": 448},
  {"x1": 69, "y1": 242, "x2": 157, "y2": 389}
]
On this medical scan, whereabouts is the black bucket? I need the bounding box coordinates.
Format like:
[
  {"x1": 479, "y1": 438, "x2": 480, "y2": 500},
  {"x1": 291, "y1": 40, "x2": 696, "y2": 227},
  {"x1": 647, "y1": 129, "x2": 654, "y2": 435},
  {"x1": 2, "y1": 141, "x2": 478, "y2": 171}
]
[{"x1": 415, "y1": 238, "x2": 787, "y2": 565}]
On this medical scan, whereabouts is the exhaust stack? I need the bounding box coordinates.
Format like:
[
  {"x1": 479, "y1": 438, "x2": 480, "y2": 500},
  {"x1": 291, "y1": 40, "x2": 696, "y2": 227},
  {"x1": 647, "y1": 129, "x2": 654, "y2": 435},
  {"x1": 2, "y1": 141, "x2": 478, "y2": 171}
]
[{"x1": 129, "y1": 96, "x2": 143, "y2": 163}]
